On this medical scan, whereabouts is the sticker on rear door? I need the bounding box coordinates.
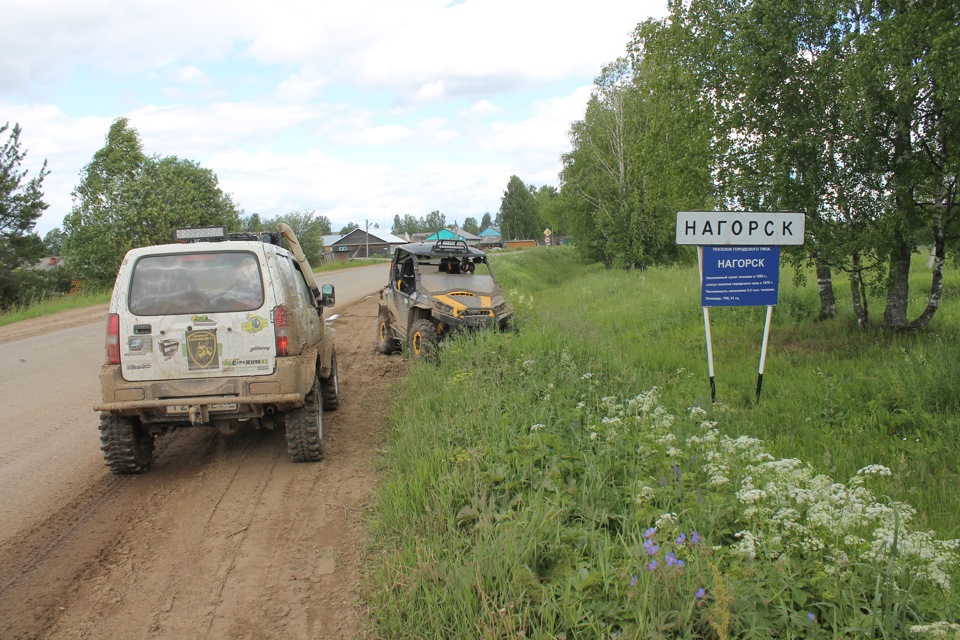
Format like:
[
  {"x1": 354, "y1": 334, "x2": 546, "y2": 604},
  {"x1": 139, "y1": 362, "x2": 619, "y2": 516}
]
[{"x1": 186, "y1": 329, "x2": 220, "y2": 370}]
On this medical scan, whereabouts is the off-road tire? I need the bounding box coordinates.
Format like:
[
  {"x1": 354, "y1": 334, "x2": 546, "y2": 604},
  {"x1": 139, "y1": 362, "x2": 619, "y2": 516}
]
[
  {"x1": 409, "y1": 319, "x2": 438, "y2": 362},
  {"x1": 377, "y1": 317, "x2": 401, "y2": 354},
  {"x1": 99, "y1": 413, "x2": 155, "y2": 474},
  {"x1": 320, "y1": 350, "x2": 339, "y2": 411},
  {"x1": 285, "y1": 373, "x2": 323, "y2": 462}
]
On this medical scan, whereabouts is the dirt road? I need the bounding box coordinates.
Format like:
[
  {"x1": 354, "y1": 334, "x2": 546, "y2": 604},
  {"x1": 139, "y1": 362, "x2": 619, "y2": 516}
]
[{"x1": 0, "y1": 270, "x2": 407, "y2": 639}]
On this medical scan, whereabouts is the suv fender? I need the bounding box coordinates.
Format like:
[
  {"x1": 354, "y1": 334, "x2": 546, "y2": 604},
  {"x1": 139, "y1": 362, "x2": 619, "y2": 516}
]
[{"x1": 318, "y1": 329, "x2": 336, "y2": 379}]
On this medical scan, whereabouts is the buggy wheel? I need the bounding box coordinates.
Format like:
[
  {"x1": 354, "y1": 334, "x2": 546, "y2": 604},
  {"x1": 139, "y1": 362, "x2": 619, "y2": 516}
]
[
  {"x1": 377, "y1": 317, "x2": 401, "y2": 354},
  {"x1": 99, "y1": 414, "x2": 154, "y2": 474},
  {"x1": 408, "y1": 319, "x2": 438, "y2": 362},
  {"x1": 285, "y1": 373, "x2": 323, "y2": 462}
]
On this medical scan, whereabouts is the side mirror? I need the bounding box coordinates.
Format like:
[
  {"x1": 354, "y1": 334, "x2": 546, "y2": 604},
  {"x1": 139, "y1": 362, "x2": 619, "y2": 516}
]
[{"x1": 319, "y1": 283, "x2": 336, "y2": 307}]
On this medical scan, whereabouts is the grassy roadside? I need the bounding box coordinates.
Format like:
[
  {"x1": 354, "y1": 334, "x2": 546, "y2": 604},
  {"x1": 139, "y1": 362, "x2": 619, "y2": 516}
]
[
  {"x1": 0, "y1": 290, "x2": 111, "y2": 328},
  {"x1": 362, "y1": 247, "x2": 960, "y2": 639}
]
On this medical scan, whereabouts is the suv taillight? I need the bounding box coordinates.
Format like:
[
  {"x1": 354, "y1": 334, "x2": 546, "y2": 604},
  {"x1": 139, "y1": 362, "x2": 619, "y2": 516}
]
[
  {"x1": 272, "y1": 305, "x2": 289, "y2": 356},
  {"x1": 106, "y1": 313, "x2": 121, "y2": 364}
]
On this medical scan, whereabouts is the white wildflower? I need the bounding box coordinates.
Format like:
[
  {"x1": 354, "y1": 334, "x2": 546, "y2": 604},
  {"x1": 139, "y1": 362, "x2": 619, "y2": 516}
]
[
  {"x1": 530, "y1": 423, "x2": 544, "y2": 432},
  {"x1": 738, "y1": 489, "x2": 768, "y2": 503},
  {"x1": 580, "y1": 372, "x2": 593, "y2": 380},
  {"x1": 909, "y1": 622, "x2": 960, "y2": 638},
  {"x1": 857, "y1": 464, "x2": 893, "y2": 477},
  {"x1": 635, "y1": 486, "x2": 657, "y2": 507}
]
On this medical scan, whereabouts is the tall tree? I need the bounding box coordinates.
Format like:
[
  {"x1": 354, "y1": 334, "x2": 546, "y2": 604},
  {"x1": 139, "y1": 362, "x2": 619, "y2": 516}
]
[
  {"x1": 64, "y1": 119, "x2": 240, "y2": 284},
  {"x1": 424, "y1": 210, "x2": 446, "y2": 232},
  {"x1": 267, "y1": 209, "x2": 332, "y2": 263},
  {"x1": 1, "y1": 122, "x2": 49, "y2": 244},
  {"x1": 499, "y1": 176, "x2": 541, "y2": 240},
  {"x1": 462, "y1": 216, "x2": 480, "y2": 235},
  {"x1": 480, "y1": 212, "x2": 493, "y2": 230},
  {"x1": 561, "y1": 33, "x2": 714, "y2": 268},
  {"x1": 43, "y1": 228, "x2": 66, "y2": 255},
  {"x1": 681, "y1": 0, "x2": 960, "y2": 329},
  {"x1": 0, "y1": 122, "x2": 56, "y2": 308}
]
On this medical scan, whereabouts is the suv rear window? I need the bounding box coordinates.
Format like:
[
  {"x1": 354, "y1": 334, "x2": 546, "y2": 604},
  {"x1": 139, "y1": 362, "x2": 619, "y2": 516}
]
[{"x1": 128, "y1": 251, "x2": 265, "y2": 315}]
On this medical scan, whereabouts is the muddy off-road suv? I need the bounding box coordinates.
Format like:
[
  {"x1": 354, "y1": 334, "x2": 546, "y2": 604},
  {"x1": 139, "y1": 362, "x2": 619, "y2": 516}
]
[
  {"x1": 377, "y1": 239, "x2": 513, "y2": 360},
  {"x1": 94, "y1": 224, "x2": 339, "y2": 474}
]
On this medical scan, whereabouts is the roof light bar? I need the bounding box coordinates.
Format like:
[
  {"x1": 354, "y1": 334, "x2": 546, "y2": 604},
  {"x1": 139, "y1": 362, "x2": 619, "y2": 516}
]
[{"x1": 174, "y1": 226, "x2": 227, "y2": 242}]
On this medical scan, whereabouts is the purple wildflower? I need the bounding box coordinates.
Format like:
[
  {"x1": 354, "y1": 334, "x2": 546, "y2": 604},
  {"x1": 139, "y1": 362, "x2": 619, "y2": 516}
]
[
  {"x1": 691, "y1": 531, "x2": 700, "y2": 545},
  {"x1": 644, "y1": 539, "x2": 659, "y2": 555},
  {"x1": 807, "y1": 613, "x2": 816, "y2": 622},
  {"x1": 643, "y1": 527, "x2": 657, "y2": 539},
  {"x1": 695, "y1": 587, "x2": 706, "y2": 599},
  {"x1": 647, "y1": 560, "x2": 658, "y2": 571},
  {"x1": 665, "y1": 552, "x2": 678, "y2": 567},
  {"x1": 629, "y1": 575, "x2": 638, "y2": 587},
  {"x1": 676, "y1": 533, "x2": 686, "y2": 545}
]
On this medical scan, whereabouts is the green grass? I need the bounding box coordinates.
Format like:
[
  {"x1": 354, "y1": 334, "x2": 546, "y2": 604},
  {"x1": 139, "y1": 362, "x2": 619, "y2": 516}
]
[
  {"x1": 0, "y1": 290, "x2": 111, "y2": 328},
  {"x1": 362, "y1": 247, "x2": 960, "y2": 639}
]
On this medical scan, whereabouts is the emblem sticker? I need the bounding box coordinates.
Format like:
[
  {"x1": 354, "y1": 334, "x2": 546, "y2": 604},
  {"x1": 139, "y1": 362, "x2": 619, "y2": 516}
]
[
  {"x1": 242, "y1": 314, "x2": 269, "y2": 334},
  {"x1": 186, "y1": 330, "x2": 220, "y2": 370},
  {"x1": 158, "y1": 339, "x2": 180, "y2": 360},
  {"x1": 191, "y1": 315, "x2": 217, "y2": 326},
  {"x1": 125, "y1": 335, "x2": 153, "y2": 356}
]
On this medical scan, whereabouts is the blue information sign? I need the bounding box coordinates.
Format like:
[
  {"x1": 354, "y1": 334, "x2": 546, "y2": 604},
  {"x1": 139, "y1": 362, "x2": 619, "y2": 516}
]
[{"x1": 701, "y1": 246, "x2": 780, "y2": 307}]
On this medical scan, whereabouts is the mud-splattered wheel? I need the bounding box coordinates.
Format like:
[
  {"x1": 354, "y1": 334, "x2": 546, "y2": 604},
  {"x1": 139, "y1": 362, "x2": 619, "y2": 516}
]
[
  {"x1": 99, "y1": 414, "x2": 155, "y2": 474},
  {"x1": 408, "y1": 319, "x2": 438, "y2": 362},
  {"x1": 377, "y1": 317, "x2": 401, "y2": 354},
  {"x1": 284, "y1": 373, "x2": 323, "y2": 462},
  {"x1": 321, "y1": 350, "x2": 339, "y2": 411}
]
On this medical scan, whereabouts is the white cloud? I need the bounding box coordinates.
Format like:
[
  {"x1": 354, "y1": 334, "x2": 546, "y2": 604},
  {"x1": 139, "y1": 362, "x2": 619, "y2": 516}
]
[
  {"x1": 2, "y1": 0, "x2": 670, "y2": 236},
  {"x1": 414, "y1": 81, "x2": 446, "y2": 103},
  {"x1": 483, "y1": 85, "x2": 593, "y2": 153},
  {"x1": 464, "y1": 100, "x2": 502, "y2": 118},
  {"x1": 176, "y1": 66, "x2": 211, "y2": 85},
  {"x1": 351, "y1": 125, "x2": 414, "y2": 146}
]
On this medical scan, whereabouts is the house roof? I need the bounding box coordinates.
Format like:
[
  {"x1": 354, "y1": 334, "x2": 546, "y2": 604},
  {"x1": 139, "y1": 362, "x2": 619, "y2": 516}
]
[
  {"x1": 449, "y1": 227, "x2": 481, "y2": 241},
  {"x1": 423, "y1": 228, "x2": 465, "y2": 241},
  {"x1": 478, "y1": 226, "x2": 502, "y2": 237},
  {"x1": 331, "y1": 228, "x2": 407, "y2": 245}
]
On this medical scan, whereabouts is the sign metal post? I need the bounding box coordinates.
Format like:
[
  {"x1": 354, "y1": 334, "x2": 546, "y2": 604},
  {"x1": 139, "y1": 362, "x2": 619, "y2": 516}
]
[{"x1": 677, "y1": 211, "x2": 805, "y2": 403}]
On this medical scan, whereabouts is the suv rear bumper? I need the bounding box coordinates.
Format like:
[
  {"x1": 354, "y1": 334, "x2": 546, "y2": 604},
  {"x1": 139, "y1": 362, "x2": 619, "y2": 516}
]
[{"x1": 95, "y1": 348, "x2": 316, "y2": 423}]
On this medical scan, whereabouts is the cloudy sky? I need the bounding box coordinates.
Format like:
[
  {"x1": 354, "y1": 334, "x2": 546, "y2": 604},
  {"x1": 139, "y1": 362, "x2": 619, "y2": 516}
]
[{"x1": 3, "y1": 0, "x2": 667, "y2": 236}]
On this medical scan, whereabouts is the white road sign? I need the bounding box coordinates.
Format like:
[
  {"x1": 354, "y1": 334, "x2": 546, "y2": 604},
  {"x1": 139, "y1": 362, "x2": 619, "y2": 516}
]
[{"x1": 676, "y1": 211, "x2": 805, "y2": 246}]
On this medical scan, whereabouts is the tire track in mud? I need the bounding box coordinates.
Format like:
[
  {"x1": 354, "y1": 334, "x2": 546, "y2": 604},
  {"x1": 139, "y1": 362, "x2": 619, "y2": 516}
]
[{"x1": 0, "y1": 295, "x2": 409, "y2": 640}]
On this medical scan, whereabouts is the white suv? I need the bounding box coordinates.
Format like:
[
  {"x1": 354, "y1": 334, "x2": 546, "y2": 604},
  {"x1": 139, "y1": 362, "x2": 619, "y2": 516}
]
[{"x1": 94, "y1": 224, "x2": 338, "y2": 473}]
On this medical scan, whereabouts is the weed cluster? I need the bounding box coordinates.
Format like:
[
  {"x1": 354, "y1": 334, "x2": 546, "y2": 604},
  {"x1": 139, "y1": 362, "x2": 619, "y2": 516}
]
[{"x1": 363, "y1": 248, "x2": 960, "y2": 638}]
